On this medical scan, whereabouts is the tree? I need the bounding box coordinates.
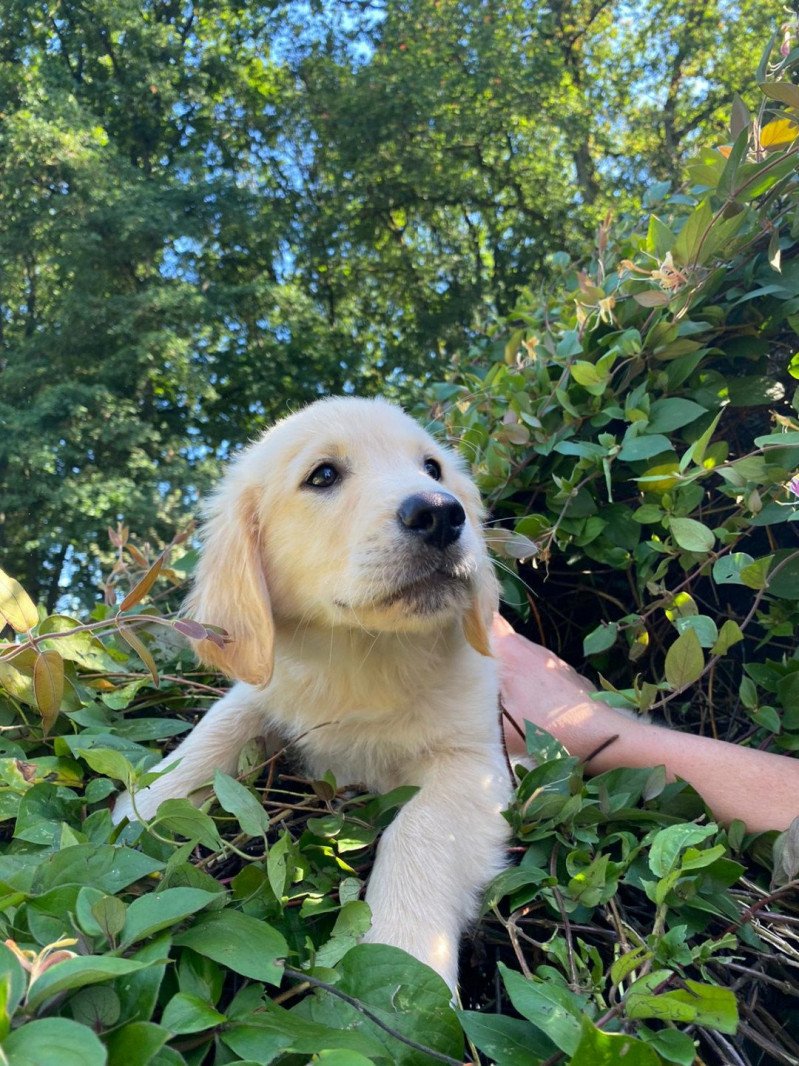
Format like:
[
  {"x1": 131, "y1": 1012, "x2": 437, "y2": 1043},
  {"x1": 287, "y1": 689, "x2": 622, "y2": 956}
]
[{"x1": 0, "y1": 0, "x2": 779, "y2": 604}]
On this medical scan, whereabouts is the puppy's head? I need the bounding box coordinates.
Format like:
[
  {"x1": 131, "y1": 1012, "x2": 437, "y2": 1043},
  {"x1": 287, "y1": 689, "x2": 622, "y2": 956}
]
[{"x1": 185, "y1": 397, "x2": 498, "y2": 685}]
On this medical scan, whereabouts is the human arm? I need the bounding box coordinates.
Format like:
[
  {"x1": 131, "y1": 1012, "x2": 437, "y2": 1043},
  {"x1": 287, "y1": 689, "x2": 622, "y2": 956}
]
[{"x1": 493, "y1": 615, "x2": 799, "y2": 834}]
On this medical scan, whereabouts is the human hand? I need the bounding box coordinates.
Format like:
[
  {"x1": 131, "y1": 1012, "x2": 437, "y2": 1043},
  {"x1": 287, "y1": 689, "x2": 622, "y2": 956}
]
[{"x1": 492, "y1": 613, "x2": 594, "y2": 715}]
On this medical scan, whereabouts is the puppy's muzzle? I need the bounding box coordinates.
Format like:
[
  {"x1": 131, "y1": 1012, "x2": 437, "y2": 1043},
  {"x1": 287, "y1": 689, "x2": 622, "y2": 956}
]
[{"x1": 397, "y1": 492, "x2": 466, "y2": 551}]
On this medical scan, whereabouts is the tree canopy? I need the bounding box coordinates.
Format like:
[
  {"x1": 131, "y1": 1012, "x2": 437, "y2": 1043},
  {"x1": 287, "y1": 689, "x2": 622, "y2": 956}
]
[{"x1": 0, "y1": 0, "x2": 779, "y2": 602}]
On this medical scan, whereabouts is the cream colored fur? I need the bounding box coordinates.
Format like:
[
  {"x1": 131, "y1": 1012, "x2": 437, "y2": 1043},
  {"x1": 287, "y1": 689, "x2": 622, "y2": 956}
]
[{"x1": 113, "y1": 396, "x2": 511, "y2": 990}]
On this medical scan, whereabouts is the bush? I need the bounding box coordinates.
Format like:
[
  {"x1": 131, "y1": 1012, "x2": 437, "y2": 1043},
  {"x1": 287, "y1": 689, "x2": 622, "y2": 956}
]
[
  {"x1": 423, "y1": 32, "x2": 799, "y2": 1065},
  {"x1": 2, "y1": 35, "x2": 799, "y2": 1066},
  {"x1": 430, "y1": 54, "x2": 799, "y2": 740}
]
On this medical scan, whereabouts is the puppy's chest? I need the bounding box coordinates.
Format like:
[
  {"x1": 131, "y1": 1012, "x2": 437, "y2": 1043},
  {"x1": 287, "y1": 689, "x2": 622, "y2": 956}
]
[{"x1": 265, "y1": 664, "x2": 452, "y2": 790}]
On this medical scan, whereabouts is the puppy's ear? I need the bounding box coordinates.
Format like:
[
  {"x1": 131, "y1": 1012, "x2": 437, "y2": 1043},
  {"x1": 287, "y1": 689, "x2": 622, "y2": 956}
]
[
  {"x1": 183, "y1": 482, "x2": 274, "y2": 686},
  {"x1": 463, "y1": 555, "x2": 499, "y2": 657},
  {"x1": 455, "y1": 471, "x2": 499, "y2": 656}
]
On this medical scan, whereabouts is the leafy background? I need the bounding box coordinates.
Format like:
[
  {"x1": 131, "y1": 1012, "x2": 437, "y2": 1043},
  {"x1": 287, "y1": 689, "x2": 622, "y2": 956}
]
[{"x1": 2, "y1": 3, "x2": 799, "y2": 1065}]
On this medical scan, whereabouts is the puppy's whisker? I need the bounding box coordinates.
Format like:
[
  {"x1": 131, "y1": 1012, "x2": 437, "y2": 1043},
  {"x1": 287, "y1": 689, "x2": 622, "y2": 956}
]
[
  {"x1": 357, "y1": 629, "x2": 383, "y2": 674},
  {"x1": 490, "y1": 557, "x2": 537, "y2": 598}
]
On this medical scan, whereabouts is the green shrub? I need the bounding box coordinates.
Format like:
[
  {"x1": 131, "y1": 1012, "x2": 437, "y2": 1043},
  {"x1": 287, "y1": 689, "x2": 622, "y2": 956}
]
[
  {"x1": 422, "y1": 32, "x2": 799, "y2": 1065},
  {"x1": 429, "y1": 50, "x2": 799, "y2": 743}
]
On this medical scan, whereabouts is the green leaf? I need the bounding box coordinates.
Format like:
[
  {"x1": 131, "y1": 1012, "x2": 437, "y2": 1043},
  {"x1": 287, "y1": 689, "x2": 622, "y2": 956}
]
[
  {"x1": 298, "y1": 944, "x2": 462, "y2": 1064},
  {"x1": 752, "y1": 705, "x2": 781, "y2": 733},
  {"x1": 633, "y1": 503, "x2": 664, "y2": 524},
  {"x1": 213, "y1": 770, "x2": 269, "y2": 837},
  {"x1": 568, "y1": 1018, "x2": 662, "y2": 1065},
  {"x1": 664, "y1": 628, "x2": 704, "y2": 690},
  {"x1": 753, "y1": 430, "x2": 799, "y2": 447},
  {"x1": 739, "y1": 676, "x2": 758, "y2": 709},
  {"x1": 91, "y1": 895, "x2": 127, "y2": 943},
  {"x1": 173, "y1": 910, "x2": 287, "y2": 985},
  {"x1": 39, "y1": 616, "x2": 117, "y2": 671},
  {"x1": 267, "y1": 829, "x2": 292, "y2": 900},
  {"x1": 35, "y1": 845, "x2": 165, "y2": 894},
  {"x1": 773, "y1": 818, "x2": 799, "y2": 886},
  {"x1": 618, "y1": 434, "x2": 673, "y2": 462},
  {"x1": 681, "y1": 843, "x2": 727, "y2": 870},
  {"x1": 674, "y1": 615, "x2": 718, "y2": 649},
  {"x1": 626, "y1": 974, "x2": 739, "y2": 1034},
  {"x1": 1, "y1": 1017, "x2": 107, "y2": 1066},
  {"x1": 766, "y1": 549, "x2": 799, "y2": 599},
  {"x1": 717, "y1": 125, "x2": 751, "y2": 200},
  {"x1": 712, "y1": 553, "x2": 754, "y2": 585},
  {"x1": 499, "y1": 963, "x2": 584, "y2": 1056},
  {"x1": 121, "y1": 888, "x2": 219, "y2": 947},
  {"x1": 161, "y1": 992, "x2": 227, "y2": 1035},
  {"x1": 648, "y1": 822, "x2": 718, "y2": 877},
  {"x1": 583, "y1": 622, "x2": 618, "y2": 656},
  {"x1": 672, "y1": 198, "x2": 713, "y2": 266},
  {"x1": 640, "y1": 1027, "x2": 697, "y2": 1066},
  {"x1": 739, "y1": 555, "x2": 773, "y2": 590},
  {"x1": 571, "y1": 361, "x2": 606, "y2": 394},
  {"x1": 117, "y1": 934, "x2": 171, "y2": 1026},
  {"x1": 0, "y1": 942, "x2": 27, "y2": 1024},
  {"x1": 314, "y1": 1052, "x2": 376, "y2": 1066},
  {"x1": 759, "y1": 80, "x2": 799, "y2": 108},
  {"x1": 777, "y1": 672, "x2": 799, "y2": 714},
  {"x1": 222, "y1": 1002, "x2": 383, "y2": 1063},
  {"x1": 70, "y1": 986, "x2": 121, "y2": 1030},
  {"x1": 557, "y1": 330, "x2": 583, "y2": 358},
  {"x1": 647, "y1": 398, "x2": 707, "y2": 433},
  {"x1": 669, "y1": 517, "x2": 715, "y2": 552},
  {"x1": 730, "y1": 93, "x2": 750, "y2": 138},
  {"x1": 646, "y1": 215, "x2": 675, "y2": 259},
  {"x1": 314, "y1": 901, "x2": 373, "y2": 968},
  {"x1": 26, "y1": 955, "x2": 150, "y2": 1011},
  {"x1": 105, "y1": 1020, "x2": 169, "y2": 1066},
  {"x1": 76, "y1": 748, "x2": 136, "y2": 785},
  {"x1": 457, "y1": 1010, "x2": 555, "y2": 1064},
  {"x1": 711, "y1": 619, "x2": 744, "y2": 655},
  {"x1": 151, "y1": 799, "x2": 224, "y2": 851},
  {"x1": 610, "y1": 946, "x2": 652, "y2": 987},
  {"x1": 727, "y1": 375, "x2": 786, "y2": 407}
]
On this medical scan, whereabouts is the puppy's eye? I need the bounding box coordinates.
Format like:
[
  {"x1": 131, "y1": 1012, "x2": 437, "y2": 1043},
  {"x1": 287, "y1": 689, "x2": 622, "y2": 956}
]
[
  {"x1": 306, "y1": 463, "x2": 341, "y2": 489},
  {"x1": 424, "y1": 458, "x2": 442, "y2": 481}
]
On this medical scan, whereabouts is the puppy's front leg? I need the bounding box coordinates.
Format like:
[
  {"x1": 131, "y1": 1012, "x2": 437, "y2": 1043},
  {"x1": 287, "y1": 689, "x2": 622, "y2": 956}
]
[
  {"x1": 112, "y1": 683, "x2": 273, "y2": 824},
  {"x1": 362, "y1": 750, "x2": 511, "y2": 991}
]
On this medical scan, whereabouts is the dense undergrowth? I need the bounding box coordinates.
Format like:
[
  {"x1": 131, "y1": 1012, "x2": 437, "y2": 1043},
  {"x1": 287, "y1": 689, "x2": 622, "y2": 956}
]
[{"x1": 2, "y1": 32, "x2": 799, "y2": 1066}]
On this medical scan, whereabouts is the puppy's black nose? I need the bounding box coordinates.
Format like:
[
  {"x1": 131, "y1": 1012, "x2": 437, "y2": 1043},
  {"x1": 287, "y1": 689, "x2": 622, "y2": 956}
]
[{"x1": 397, "y1": 492, "x2": 465, "y2": 550}]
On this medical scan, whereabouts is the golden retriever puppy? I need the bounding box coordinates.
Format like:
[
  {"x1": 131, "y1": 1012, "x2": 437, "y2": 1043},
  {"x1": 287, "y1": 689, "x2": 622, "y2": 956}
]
[{"x1": 113, "y1": 396, "x2": 511, "y2": 990}]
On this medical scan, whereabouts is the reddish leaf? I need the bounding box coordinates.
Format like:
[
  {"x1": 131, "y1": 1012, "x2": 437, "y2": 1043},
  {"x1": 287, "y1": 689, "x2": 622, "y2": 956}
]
[
  {"x1": 118, "y1": 551, "x2": 167, "y2": 612},
  {"x1": 33, "y1": 649, "x2": 64, "y2": 734},
  {"x1": 118, "y1": 624, "x2": 160, "y2": 686},
  {"x1": 173, "y1": 619, "x2": 209, "y2": 640}
]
